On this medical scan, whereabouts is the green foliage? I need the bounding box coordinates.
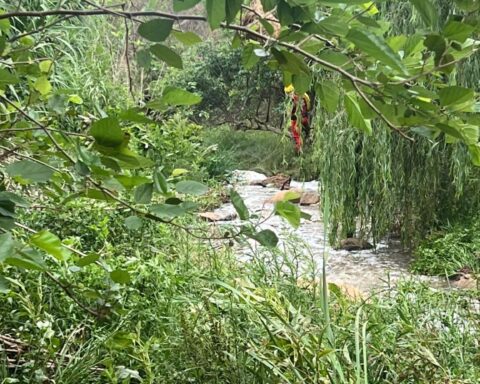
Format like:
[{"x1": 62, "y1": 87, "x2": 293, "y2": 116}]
[{"x1": 412, "y1": 217, "x2": 480, "y2": 275}]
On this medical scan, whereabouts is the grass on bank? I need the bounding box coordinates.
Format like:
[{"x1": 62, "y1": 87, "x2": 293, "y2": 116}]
[{"x1": 1, "y1": 202, "x2": 479, "y2": 383}]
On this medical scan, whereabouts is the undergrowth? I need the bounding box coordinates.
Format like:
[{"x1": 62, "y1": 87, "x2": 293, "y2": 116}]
[{"x1": 412, "y1": 217, "x2": 480, "y2": 276}]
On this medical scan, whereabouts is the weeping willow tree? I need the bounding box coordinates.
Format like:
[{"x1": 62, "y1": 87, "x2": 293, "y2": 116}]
[{"x1": 314, "y1": 0, "x2": 480, "y2": 246}]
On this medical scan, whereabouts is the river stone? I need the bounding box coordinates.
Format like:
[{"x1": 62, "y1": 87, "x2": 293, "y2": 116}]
[
  {"x1": 300, "y1": 191, "x2": 320, "y2": 205},
  {"x1": 449, "y1": 269, "x2": 478, "y2": 290},
  {"x1": 231, "y1": 170, "x2": 267, "y2": 185},
  {"x1": 198, "y1": 211, "x2": 238, "y2": 222},
  {"x1": 251, "y1": 174, "x2": 291, "y2": 189},
  {"x1": 266, "y1": 188, "x2": 302, "y2": 204},
  {"x1": 338, "y1": 238, "x2": 374, "y2": 251}
]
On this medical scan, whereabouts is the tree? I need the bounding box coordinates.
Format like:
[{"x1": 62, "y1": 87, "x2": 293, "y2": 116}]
[{"x1": 0, "y1": 0, "x2": 479, "y2": 310}]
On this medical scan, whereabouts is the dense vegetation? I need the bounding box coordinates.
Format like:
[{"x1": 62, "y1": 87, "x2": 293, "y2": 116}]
[{"x1": 0, "y1": 0, "x2": 479, "y2": 383}]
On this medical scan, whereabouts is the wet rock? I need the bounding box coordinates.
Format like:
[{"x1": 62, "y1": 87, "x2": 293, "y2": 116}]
[
  {"x1": 251, "y1": 174, "x2": 291, "y2": 189},
  {"x1": 232, "y1": 170, "x2": 267, "y2": 185},
  {"x1": 448, "y1": 268, "x2": 478, "y2": 290},
  {"x1": 266, "y1": 189, "x2": 302, "y2": 204},
  {"x1": 338, "y1": 238, "x2": 374, "y2": 251},
  {"x1": 290, "y1": 180, "x2": 319, "y2": 192},
  {"x1": 198, "y1": 211, "x2": 238, "y2": 222},
  {"x1": 300, "y1": 191, "x2": 320, "y2": 206}
]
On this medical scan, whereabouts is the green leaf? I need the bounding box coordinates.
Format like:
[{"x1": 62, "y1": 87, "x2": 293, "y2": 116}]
[
  {"x1": 154, "y1": 169, "x2": 169, "y2": 194},
  {"x1": 33, "y1": 76, "x2": 52, "y2": 95},
  {"x1": 150, "y1": 203, "x2": 187, "y2": 219},
  {"x1": 250, "y1": 229, "x2": 278, "y2": 247},
  {"x1": 409, "y1": 0, "x2": 438, "y2": 27},
  {"x1": 6, "y1": 160, "x2": 54, "y2": 183},
  {"x1": 76, "y1": 252, "x2": 100, "y2": 267},
  {"x1": 115, "y1": 175, "x2": 151, "y2": 190},
  {"x1": 242, "y1": 44, "x2": 261, "y2": 69},
  {"x1": 206, "y1": 0, "x2": 226, "y2": 29},
  {"x1": 439, "y1": 86, "x2": 474, "y2": 112},
  {"x1": 344, "y1": 94, "x2": 372, "y2": 135},
  {"x1": 0, "y1": 192, "x2": 29, "y2": 208},
  {"x1": 468, "y1": 144, "x2": 480, "y2": 166},
  {"x1": 90, "y1": 117, "x2": 124, "y2": 148},
  {"x1": 275, "y1": 201, "x2": 301, "y2": 228},
  {"x1": 39, "y1": 60, "x2": 53, "y2": 73},
  {"x1": 226, "y1": 0, "x2": 243, "y2": 24},
  {"x1": 292, "y1": 73, "x2": 312, "y2": 95},
  {"x1": 134, "y1": 183, "x2": 154, "y2": 204},
  {"x1": 150, "y1": 44, "x2": 183, "y2": 69},
  {"x1": 346, "y1": 29, "x2": 407, "y2": 74},
  {"x1": 68, "y1": 94, "x2": 83, "y2": 104},
  {"x1": 173, "y1": 0, "x2": 201, "y2": 12},
  {"x1": 0, "y1": 233, "x2": 14, "y2": 263},
  {"x1": 172, "y1": 30, "x2": 202, "y2": 45},
  {"x1": 0, "y1": 68, "x2": 19, "y2": 87},
  {"x1": 316, "y1": 80, "x2": 339, "y2": 113},
  {"x1": 6, "y1": 249, "x2": 46, "y2": 271},
  {"x1": 0, "y1": 275, "x2": 9, "y2": 293},
  {"x1": 110, "y1": 269, "x2": 131, "y2": 284},
  {"x1": 261, "y1": 0, "x2": 277, "y2": 12},
  {"x1": 124, "y1": 216, "x2": 143, "y2": 230},
  {"x1": 31, "y1": 230, "x2": 70, "y2": 261},
  {"x1": 443, "y1": 20, "x2": 475, "y2": 43},
  {"x1": 230, "y1": 190, "x2": 249, "y2": 220},
  {"x1": 176, "y1": 180, "x2": 208, "y2": 196},
  {"x1": 162, "y1": 87, "x2": 202, "y2": 106},
  {"x1": 272, "y1": 48, "x2": 310, "y2": 75},
  {"x1": 136, "y1": 49, "x2": 152, "y2": 69},
  {"x1": 138, "y1": 18, "x2": 173, "y2": 42}
]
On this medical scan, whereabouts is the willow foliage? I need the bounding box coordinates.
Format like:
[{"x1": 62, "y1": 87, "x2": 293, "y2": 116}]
[{"x1": 314, "y1": 0, "x2": 480, "y2": 245}]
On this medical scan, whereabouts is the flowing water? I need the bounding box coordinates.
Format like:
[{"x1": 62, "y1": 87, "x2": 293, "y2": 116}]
[{"x1": 210, "y1": 170, "x2": 446, "y2": 292}]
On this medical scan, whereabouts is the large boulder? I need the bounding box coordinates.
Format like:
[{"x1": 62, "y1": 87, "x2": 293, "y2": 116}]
[{"x1": 338, "y1": 238, "x2": 374, "y2": 251}]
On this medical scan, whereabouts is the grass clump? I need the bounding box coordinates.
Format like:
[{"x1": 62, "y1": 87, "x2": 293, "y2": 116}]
[{"x1": 412, "y1": 218, "x2": 480, "y2": 276}]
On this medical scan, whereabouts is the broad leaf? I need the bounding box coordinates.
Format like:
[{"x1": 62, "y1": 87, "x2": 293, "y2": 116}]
[
  {"x1": 76, "y1": 252, "x2": 100, "y2": 267},
  {"x1": 206, "y1": 0, "x2": 226, "y2": 29},
  {"x1": 124, "y1": 216, "x2": 143, "y2": 230},
  {"x1": 134, "y1": 183, "x2": 154, "y2": 204},
  {"x1": 0, "y1": 275, "x2": 9, "y2": 293},
  {"x1": 173, "y1": 0, "x2": 201, "y2": 12},
  {"x1": 346, "y1": 29, "x2": 407, "y2": 74},
  {"x1": 31, "y1": 230, "x2": 70, "y2": 261},
  {"x1": 250, "y1": 229, "x2": 279, "y2": 247},
  {"x1": 150, "y1": 44, "x2": 183, "y2": 69},
  {"x1": 6, "y1": 160, "x2": 54, "y2": 183},
  {"x1": 138, "y1": 19, "x2": 173, "y2": 42},
  {"x1": 162, "y1": 87, "x2": 202, "y2": 106},
  {"x1": 344, "y1": 94, "x2": 372, "y2": 135},
  {"x1": 0, "y1": 233, "x2": 14, "y2": 262},
  {"x1": 172, "y1": 30, "x2": 202, "y2": 46},
  {"x1": 176, "y1": 180, "x2": 208, "y2": 196},
  {"x1": 90, "y1": 117, "x2": 124, "y2": 148},
  {"x1": 439, "y1": 86, "x2": 474, "y2": 112},
  {"x1": 110, "y1": 269, "x2": 131, "y2": 284},
  {"x1": 409, "y1": 0, "x2": 438, "y2": 27},
  {"x1": 275, "y1": 201, "x2": 301, "y2": 228},
  {"x1": 230, "y1": 190, "x2": 249, "y2": 220},
  {"x1": 150, "y1": 203, "x2": 187, "y2": 219},
  {"x1": 33, "y1": 76, "x2": 52, "y2": 95},
  {"x1": 316, "y1": 80, "x2": 339, "y2": 113},
  {"x1": 154, "y1": 169, "x2": 169, "y2": 194},
  {"x1": 6, "y1": 249, "x2": 46, "y2": 271}
]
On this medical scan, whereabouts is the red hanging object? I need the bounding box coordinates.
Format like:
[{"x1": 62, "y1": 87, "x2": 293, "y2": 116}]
[{"x1": 290, "y1": 94, "x2": 309, "y2": 152}]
